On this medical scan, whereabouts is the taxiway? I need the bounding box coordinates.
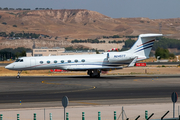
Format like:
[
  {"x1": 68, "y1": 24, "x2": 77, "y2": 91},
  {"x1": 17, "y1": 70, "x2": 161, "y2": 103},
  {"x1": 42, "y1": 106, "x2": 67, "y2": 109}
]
[{"x1": 0, "y1": 75, "x2": 180, "y2": 108}]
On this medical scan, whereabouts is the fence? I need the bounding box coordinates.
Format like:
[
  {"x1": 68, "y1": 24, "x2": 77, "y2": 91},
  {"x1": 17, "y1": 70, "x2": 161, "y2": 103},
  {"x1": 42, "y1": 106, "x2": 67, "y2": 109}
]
[{"x1": 0, "y1": 104, "x2": 180, "y2": 120}]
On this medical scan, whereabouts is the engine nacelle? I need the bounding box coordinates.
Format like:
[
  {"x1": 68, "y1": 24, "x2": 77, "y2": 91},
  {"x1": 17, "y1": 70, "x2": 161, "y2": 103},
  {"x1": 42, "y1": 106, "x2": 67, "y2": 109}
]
[{"x1": 107, "y1": 52, "x2": 135, "y2": 63}]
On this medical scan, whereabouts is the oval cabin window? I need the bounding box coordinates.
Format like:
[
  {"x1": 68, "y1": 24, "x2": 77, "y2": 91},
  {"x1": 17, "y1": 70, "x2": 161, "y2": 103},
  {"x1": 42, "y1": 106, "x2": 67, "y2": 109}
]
[{"x1": 81, "y1": 59, "x2": 85, "y2": 62}]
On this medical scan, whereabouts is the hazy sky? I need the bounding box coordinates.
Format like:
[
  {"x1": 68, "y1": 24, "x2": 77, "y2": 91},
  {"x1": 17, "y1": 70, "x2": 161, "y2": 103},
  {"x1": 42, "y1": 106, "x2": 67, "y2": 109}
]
[{"x1": 1, "y1": 0, "x2": 180, "y2": 19}]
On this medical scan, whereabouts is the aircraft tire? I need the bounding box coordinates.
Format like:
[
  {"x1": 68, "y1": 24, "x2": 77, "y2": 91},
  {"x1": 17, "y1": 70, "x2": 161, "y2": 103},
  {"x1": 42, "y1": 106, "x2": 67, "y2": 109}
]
[
  {"x1": 16, "y1": 75, "x2": 20, "y2": 79},
  {"x1": 90, "y1": 73, "x2": 93, "y2": 77},
  {"x1": 96, "y1": 73, "x2": 100, "y2": 78}
]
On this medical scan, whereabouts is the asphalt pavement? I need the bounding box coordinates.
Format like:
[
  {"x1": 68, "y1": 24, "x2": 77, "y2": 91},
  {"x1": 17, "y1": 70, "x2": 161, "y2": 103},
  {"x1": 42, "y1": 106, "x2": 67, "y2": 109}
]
[{"x1": 0, "y1": 76, "x2": 180, "y2": 104}]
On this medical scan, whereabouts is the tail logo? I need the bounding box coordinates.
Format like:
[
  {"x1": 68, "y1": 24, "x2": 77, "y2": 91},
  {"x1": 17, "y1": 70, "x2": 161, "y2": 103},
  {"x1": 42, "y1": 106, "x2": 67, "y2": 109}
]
[{"x1": 135, "y1": 39, "x2": 155, "y2": 53}]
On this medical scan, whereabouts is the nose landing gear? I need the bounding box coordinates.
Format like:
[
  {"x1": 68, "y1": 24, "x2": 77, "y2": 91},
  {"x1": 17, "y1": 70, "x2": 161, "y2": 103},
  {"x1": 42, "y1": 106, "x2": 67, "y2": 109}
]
[{"x1": 16, "y1": 71, "x2": 22, "y2": 79}]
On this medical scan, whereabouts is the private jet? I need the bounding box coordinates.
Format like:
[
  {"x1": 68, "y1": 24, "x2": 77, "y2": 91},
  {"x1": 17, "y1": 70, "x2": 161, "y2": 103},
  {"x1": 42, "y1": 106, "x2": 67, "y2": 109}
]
[{"x1": 5, "y1": 33, "x2": 163, "y2": 78}]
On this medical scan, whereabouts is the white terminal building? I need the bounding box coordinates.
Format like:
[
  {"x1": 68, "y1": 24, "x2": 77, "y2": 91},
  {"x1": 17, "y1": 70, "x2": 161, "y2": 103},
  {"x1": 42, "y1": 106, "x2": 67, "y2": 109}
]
[{"x1": 26, "y1": 47, "x2": 98, "y2": 57}]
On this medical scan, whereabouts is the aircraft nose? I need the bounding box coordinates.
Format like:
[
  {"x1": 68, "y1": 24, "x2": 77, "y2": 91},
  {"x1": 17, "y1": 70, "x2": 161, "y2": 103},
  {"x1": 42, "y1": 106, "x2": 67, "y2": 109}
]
[{"x1": 5, "y1": 64, "x2": 12, "y2": 69}]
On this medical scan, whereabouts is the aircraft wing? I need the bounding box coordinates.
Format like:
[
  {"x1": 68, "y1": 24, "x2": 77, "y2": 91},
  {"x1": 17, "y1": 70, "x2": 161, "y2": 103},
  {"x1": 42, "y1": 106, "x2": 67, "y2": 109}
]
[{"x1": 66, "y1": 65, "x2": 123, "y2": 71}]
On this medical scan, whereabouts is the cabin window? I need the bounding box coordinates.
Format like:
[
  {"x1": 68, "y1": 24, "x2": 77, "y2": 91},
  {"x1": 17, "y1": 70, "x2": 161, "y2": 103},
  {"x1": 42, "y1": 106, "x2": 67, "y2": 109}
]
[
  {"x1": 68, "y1": 60, "x2": 71, "y2": 63},
  {"x1": 47, "y1": 61, "x2": 50, "y2": 64},
  {"x1": 40, "y1": 61, "x2": 43, "y2": 64},
  {"x1": 54, "y1": 60, "x2": 57, "y2": 63},
  {"x1": 74, "y1": 59, "x2": 78, "y2": 63},
  {"x1": 61, "y1": 60, "x2": 64, "y2": 63},
  {"x1": 20, "y1": 59, "x2": 23, "y2": 62},
  {"x1": 81, "y1": 59, "x2": 85, "y2": 62}
]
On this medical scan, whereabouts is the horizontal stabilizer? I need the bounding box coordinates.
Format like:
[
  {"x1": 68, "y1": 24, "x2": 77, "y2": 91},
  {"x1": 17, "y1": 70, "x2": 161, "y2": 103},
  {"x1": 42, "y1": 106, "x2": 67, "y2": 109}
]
[{"x1": 140, "y1": 34, "x2": 163, "y2": 38}]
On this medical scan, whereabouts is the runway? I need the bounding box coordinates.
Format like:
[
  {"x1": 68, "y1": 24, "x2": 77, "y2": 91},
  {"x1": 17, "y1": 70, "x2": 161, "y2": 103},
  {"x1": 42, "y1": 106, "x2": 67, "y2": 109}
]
[{"x1": 0, "y1": 75, "x2": 180, "y2": 104}]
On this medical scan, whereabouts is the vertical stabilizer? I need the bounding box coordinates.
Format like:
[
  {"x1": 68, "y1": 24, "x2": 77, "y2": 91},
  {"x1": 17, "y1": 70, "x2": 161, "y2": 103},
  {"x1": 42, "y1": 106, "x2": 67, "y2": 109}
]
[{"x1": 129, "y1": 34, "x2": 163, "y2": 61}]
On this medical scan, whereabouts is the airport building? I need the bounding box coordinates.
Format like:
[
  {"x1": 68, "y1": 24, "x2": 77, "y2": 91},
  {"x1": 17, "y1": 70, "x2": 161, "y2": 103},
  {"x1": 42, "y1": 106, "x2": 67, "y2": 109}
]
[
  {"x1": 33, "y1": 47, "x2": 65, "y2": 56},
  {"x1": 26, "y1": 47, "x2": 98, "y2": 57},
  {"x1": 26, "y1": 41, "x2": 103, "y2": 57}
]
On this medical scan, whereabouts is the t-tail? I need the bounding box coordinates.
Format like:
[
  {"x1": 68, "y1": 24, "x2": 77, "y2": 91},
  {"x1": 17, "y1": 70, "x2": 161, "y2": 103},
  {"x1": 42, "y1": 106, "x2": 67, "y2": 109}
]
[{"x1": 128, "y1": 33, "x2": 163, "y2": 61}]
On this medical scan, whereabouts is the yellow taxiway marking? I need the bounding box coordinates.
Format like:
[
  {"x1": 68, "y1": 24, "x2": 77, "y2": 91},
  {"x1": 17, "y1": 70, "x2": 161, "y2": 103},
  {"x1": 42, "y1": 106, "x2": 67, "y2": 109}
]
[{"x1": 133, "y1": 79, "x2": 138, "y2": 81}]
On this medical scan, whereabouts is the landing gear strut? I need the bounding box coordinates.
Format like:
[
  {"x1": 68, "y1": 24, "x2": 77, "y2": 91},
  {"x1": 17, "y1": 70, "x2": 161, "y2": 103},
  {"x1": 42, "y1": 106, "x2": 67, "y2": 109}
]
[
  {"x1": 16, "y1": 71, "x2": 22, "y2": 79},
  {"x1": 87, "y1": 69, "x2": 101, "y2": 78}
]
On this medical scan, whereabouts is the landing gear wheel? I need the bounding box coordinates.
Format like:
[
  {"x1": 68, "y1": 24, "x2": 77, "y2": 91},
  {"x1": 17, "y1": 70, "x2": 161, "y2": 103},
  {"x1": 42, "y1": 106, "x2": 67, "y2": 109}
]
[
  {"x1": 96, "y1": 73, "x2": 100, "y2": 78},
  {"x1": 87, "y1": 70, "x2": 93, "y2": 77},
  {"x1": 16, "y1": 71, "x2": 22, "y2": 79},
  {"x1": 16, "y1": 75, "x2": 20, "y2": 79},
  {"x1": 90, "y1": 73, "x2": 93, "y2": 77},
  {"x1": 87, "y1": 70, "x2": 101, "y2": 78}
]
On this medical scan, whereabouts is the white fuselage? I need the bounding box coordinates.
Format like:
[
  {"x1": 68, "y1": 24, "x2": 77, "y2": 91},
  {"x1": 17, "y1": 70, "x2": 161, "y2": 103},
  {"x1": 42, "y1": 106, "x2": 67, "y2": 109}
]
[{"x1": 5, "y1": 51, "x2": 136, "y2": 71}]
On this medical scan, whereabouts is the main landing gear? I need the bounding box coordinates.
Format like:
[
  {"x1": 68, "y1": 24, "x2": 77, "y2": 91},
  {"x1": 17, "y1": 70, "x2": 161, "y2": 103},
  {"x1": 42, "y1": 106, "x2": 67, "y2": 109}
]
[
  {"x1": 16, "y1": 71, "x2": 22, "y2": 79},
  {"x1": 87, "y1": 69, "x2": 101, "y2": 78}
]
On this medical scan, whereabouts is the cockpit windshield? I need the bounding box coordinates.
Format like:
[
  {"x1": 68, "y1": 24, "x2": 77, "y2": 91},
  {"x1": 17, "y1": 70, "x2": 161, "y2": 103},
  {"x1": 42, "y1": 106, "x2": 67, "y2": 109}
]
[
  {"x1": 15, "y1": 59, "x2": 20, "y2": 62},
  {"x1": 15, "y1": 59, "x2": 23, "y2": 62}
]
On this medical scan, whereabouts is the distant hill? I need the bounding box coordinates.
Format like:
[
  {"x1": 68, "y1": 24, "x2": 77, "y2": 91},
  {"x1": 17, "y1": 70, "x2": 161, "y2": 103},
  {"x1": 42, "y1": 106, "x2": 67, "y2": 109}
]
[
  {"x1": 0, "y1": 9, "x2": 123, "y2": 39},
  {"x1": 1, "y1": 9, "x2": 180, "y2": 39},
  {"x1": 1, "y1": 9, "x2": 180, "y2": 50}
]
